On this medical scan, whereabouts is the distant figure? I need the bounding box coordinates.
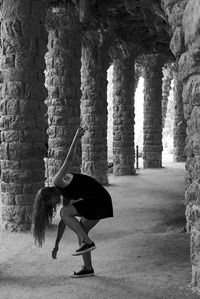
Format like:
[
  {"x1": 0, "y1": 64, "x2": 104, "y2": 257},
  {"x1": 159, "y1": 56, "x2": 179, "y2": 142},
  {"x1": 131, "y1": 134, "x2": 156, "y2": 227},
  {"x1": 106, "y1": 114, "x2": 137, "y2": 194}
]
[{"x1": 32, "y1": 128, "x2": 113, "y2": 278}]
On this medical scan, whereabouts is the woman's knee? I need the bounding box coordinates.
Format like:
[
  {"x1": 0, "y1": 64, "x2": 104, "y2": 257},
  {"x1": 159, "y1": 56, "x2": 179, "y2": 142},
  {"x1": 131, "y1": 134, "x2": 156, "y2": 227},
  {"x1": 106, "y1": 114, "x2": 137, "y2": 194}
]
[
  {"x1": 60, "y1": 205, "x2": 79, "y2": 219},
  {"x1": 60, "y1": 206, "x2": 72, "y2": 219}
]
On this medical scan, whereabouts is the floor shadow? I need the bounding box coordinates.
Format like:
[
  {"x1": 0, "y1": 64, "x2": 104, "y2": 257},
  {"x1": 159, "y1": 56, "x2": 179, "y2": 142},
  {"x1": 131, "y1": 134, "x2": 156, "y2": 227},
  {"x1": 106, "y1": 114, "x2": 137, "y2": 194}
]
[
  {"x1": 0, "y1": 273, "x2": 70, "y2": 288},
  {"x1": 0, "y1": 273, "x2": 146, "y2": 298}
]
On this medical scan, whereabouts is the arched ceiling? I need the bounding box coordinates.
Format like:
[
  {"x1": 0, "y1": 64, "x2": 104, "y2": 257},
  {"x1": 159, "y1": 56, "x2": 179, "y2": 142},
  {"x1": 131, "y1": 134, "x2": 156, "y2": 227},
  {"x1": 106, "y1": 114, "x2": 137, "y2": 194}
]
[{"x1": 48, "y1": 0, "x2": 173, "y2": 57}]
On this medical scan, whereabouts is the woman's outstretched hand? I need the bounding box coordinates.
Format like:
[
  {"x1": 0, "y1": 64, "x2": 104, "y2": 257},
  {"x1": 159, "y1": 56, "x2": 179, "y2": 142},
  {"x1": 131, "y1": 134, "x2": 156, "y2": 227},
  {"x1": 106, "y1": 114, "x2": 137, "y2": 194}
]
[{"x1": 52, "y1": 247, "x2": 58, "y2": 259}]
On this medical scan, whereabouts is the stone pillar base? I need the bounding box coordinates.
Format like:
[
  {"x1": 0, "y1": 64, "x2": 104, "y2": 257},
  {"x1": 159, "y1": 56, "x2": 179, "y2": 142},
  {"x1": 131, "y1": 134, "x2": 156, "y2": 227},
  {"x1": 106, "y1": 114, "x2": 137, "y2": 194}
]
[
  {"x1": 143, "y1": 160, "x2": 162, "y2": 168},
  {"x1": 113, "y1": 166, "x2": 136, "y2": 176}
]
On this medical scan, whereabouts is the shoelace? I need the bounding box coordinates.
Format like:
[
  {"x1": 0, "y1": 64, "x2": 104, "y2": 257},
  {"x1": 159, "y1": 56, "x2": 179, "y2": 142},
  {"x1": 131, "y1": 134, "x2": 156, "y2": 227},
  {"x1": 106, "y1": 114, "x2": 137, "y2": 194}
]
[
  {"x1": 77, "y1": 242, "x2": 87, "y2": 251},
  {"x1": 74, "y1": 266, "x2": 87, "y2": 275}
]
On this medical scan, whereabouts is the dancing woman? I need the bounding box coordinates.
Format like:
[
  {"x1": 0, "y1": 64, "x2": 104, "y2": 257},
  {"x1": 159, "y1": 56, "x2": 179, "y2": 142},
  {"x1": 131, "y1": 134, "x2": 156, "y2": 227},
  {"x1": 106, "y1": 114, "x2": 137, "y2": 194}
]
[{"x1": 32, "y1": 128, "x2": 113, "y2": 278}]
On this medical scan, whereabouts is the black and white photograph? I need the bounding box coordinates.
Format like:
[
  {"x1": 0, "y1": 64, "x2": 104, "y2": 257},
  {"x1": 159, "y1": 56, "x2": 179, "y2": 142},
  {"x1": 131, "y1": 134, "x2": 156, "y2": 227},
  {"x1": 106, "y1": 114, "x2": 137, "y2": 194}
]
[{"x1": 0, "y1": 0, "x2": 200, "y2": 298}]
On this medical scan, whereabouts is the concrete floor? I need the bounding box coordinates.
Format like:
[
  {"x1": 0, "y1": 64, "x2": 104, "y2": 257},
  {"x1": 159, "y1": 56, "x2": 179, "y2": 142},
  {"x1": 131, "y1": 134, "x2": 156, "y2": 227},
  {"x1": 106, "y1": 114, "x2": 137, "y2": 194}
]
[{"x1": 0, "y1": 160, "x2": 200, "y2": 299}]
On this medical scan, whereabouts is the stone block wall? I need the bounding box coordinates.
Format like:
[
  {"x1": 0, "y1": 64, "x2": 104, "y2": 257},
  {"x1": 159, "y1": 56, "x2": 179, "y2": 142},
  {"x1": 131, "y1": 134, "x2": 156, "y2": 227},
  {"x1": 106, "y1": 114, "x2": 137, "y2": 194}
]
[
  {"x1": 162, "y1": 65, "x2": 172, "y2": 128},
  {"x1": 183, "y1": 0, "x2": 200, "y2": 60},
  {"x1": 0, "y1": 0, "x2": 47, "y2": 231},
  {"x1": 112, "y1": 56, "x2": 135, "y2": 175},
  {"x1": 45, "y1": 6, "x2": 81, "y2": 184},
  {"x1": 107, "y1": 65, "x2": 113, "y2": 162},
  {"x1": 143, "y1": 54, "x2": 165, "y2": 168},
  {"x1": 173, "y1": 68, "x2": 186, "y2": 161},
  {"x1": 163, "y1": 0, "x2": 200, "y2": 292},
  {"x1": 182, "y1": 1, "x2": 200, "y2": 291},
  {"x1": 81, "y1": 33, "x2": 109, "y2": 184}
]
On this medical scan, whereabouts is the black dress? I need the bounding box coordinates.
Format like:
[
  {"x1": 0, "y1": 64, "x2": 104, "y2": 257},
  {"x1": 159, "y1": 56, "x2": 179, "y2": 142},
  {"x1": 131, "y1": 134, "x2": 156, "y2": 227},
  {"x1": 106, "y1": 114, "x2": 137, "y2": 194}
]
[{"x1": 56, "y1": 173, "x2": 113, "y2": 220}]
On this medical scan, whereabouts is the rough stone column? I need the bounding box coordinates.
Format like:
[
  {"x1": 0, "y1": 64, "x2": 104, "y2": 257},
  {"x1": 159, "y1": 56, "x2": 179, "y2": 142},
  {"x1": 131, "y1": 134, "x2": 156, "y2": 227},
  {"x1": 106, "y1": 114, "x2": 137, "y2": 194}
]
[
  {"x1": 0, "y1": 0, "x2": 47, "y2": 231},
  {"x1": 107, "y1": 65, "x2": 113, "y2": 163},
  {"x1": 180, "y1": 51, "x2": 200, "y2": 295},
  {"x1": 161, "y1": 0, "x2": 186, "y2": 163},
  {"x1": 163, "y1": 0, "x2": 200, "y2": 293},
  {"x1": 142, "y1": 54, "x2": 165, "y2": 168},
  {"x1": 45, "y1": 6, "x2": 81, "y2": 184},
  {"x1": 172, "y1": 68, "x2": 186, "y2": 162},
  {"x1": 134, "y1": 63, "x2": 142, "y2": 93},
  {"x1": 81, "y1": 32, "x2": 109, "y2": 185},
  {"x1": 162, "y1": 65, "x2": 172, "y2": 128},
  {"x1": 112, "y1": 55, "x2": 135, "y2": 175},
  {"x1": 182, "y1": 0, "x2": 200, "y2": 292},
  {"x1": 183, "y1": 0, "x2": 200, "y2": 60}
]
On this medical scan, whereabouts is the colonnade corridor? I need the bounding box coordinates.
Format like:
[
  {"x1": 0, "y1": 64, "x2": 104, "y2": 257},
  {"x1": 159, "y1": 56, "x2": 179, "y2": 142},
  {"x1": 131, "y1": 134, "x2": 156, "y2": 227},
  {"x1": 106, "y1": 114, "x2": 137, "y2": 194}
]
[{"x1": 0, "y1": 161, "x2": 199, "y2": 299}]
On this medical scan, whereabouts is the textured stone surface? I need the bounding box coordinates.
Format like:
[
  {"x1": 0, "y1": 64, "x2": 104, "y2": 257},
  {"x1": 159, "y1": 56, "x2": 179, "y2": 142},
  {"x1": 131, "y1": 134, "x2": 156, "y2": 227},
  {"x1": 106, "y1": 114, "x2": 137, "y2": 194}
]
[
  {"x1": 183, "y1": 0, "x2": 200, "y2": 60},
  {"x1": 169, "y1": 26, "x2": 185, "y2": 57},
  {"x1": 135, "y1": 63, "x2": 142, "y2": 93},
  {"x1": 162, "y1": 65, "x2": 172, "y2": 128},
  {"x1": 163, "y1": 0, "x2": 200, "y2": 290},
  {"x1": 143, "y1": 54, "x2": 166, "y2": 168},
  {"x1": 112, "y1": 55, "x2": 135, "y2": 176},
  {"x1": 162, "y1": 0, "x2": 187, "y2": 31},
  {"x1": 172, "y1": 67, "x2": 186, "y2": 162},
  {"x1": 81, "y1": 33, "x2": 109, "y2": 185},
  {"x1": 179, "y1": 51, "x2": 200, "y2": 82},
  {"x1": 0, "y1": 0, "x2": 47, "y2": 231},
  {"x1": 107, "y1": 65, "x2": 113, "y2": 162},
  {"x1": 181, "y1": 52, "x2": 200, "y2": 294},
  {"x1": 163, "y1": 1, "x2": 200, "y2": 287},
  {"x1": 45, "y1": 6, "x2": 81, "y2": 184}
]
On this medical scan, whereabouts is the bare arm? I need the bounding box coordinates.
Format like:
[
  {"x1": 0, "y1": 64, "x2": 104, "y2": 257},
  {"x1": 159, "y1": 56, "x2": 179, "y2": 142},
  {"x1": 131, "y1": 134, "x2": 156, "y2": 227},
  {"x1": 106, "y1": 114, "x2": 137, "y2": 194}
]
[
  {"x1": 52, "y1": 220, "x2": 66, "y2": 259},
  {"x1": 53, "y1": 128, "x2": 84, "y2": 187}
]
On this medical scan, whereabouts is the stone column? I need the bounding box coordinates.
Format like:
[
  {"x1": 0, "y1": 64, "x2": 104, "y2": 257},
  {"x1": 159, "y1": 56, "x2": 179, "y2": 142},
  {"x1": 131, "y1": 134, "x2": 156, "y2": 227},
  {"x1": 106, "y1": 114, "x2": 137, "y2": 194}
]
[
  {"x1": 163, "y1": 0, "x2": 199, "y2": 292},
  {"x1": 161, "y1": 0, "x2": 186, "y2": 163},
  {"x1": 112, "y1": 54, "x2": 135, "y2": 175},
  {"x1": 107, "y1": 65, "x2": 113, "y2": 163},
  {"x1": 173, "y1": 68, "x2": 186, "y2": 162},
  {"x1": 143, "y1": 54, "x2": 165, "y2": 168},
  {"x1": 182, "y1": 0, "x2": 200, "y2": 292},
  {"x1": 180, "y1": 51, "x2": 200, "y2": 295},
  {"x1": 0, "y1": 0, "x2": 47, "y2": 231},
  {"x1": 45, "y1": 6, "x2": 81, "y2": 184},
  {"x1": 134, "y1": 63, "x2": 142, "y2": 93},
  {"x1": 162, "y1": 65, "x2": 172, "y2": 128},
  {"x1": 81, "y1": 32, "x2": 109, "y2": 185}
]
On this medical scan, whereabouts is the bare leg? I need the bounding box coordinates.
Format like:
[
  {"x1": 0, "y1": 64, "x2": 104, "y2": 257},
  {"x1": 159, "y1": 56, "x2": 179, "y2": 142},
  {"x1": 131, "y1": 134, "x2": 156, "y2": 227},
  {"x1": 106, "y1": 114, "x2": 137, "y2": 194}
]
[
  {"x1": 60, "y1": 206, "x2": 93, "y2": 244},
  {"x1": 79, "y1": 218, "x2": 99, "y2": 270}
]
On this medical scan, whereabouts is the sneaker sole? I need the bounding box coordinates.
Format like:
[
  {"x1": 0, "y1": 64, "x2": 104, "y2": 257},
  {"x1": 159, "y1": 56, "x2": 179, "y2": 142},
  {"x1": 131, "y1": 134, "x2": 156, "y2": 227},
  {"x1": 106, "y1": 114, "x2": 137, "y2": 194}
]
[
  {"x1": 69, "y1": 273, "x2": 95, "y2": 278},
  {"x1": 72, "y1": 246, "x2": 96, "y2": 256}
]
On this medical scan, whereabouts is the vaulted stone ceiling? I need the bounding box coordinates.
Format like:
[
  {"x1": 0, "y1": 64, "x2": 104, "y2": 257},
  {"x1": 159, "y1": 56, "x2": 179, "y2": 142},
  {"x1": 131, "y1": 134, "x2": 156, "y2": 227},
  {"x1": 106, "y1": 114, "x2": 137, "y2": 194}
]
[{"x1": 48, "y1": 0, "x2": 172, "y2": 57}]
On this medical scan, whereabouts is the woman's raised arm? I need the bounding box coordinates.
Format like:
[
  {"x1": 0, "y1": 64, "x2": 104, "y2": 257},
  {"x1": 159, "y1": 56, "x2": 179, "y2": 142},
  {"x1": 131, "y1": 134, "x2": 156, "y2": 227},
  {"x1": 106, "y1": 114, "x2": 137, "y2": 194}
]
[{"x1": 53, "y1": 127, "x2": 84, "y2": 187}]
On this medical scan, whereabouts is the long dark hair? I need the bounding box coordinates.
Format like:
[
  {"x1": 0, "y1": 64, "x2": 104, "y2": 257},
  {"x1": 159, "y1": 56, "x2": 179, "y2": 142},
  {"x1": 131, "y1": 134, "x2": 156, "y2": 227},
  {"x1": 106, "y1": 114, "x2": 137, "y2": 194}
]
[{"x1": 32, "y1": 187, "x2": 59, "y2": 247}]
